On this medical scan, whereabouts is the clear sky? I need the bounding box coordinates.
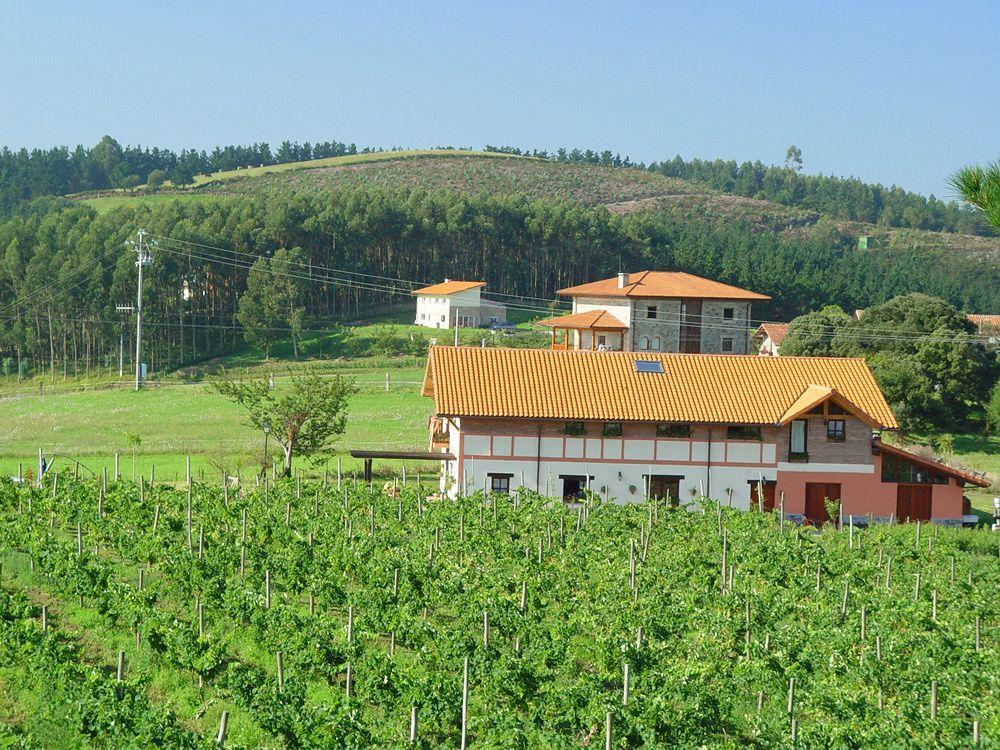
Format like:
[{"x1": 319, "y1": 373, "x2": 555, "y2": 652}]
[{"x1": 2, "y1": 1, "x2": 997, "y2": 198}]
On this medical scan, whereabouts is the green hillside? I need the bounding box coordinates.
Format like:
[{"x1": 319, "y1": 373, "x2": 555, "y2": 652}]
[{"x1": 75, "y1": 150, "x2": 1000, "y2": 264}]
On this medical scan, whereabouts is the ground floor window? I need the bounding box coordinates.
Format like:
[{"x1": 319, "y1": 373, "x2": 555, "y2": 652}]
[
  {"x1": 646, "y1": 475, "x2": 683, "y2": 505},
  {"x1": 488, "y1": 473, "x2": 512, "y2": 495},
  {"x1": 559, "y1": 474, "x2": 591, "y2": 501}
]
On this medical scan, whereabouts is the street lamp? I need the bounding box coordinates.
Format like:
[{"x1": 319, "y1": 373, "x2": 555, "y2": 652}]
[{"x1": 262, "y1": 420, "x2": 271, "y2": 478}]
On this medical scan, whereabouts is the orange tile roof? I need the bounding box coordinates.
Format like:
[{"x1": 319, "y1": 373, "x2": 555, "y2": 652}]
[
  {"x1": 968, "y1": 314, "x2": 1000, "y2": 329},
  {"x1": 777, "y1": 384, "x2": 882, "y2": 428},
  {"x1": 755, "y1": 322, "x2": 789, "y2": 345},
  {"x1": 879, "y1": 443, "x2": 990, "y2": 488},
  {"x1": 412, "y1": 280, "x2": 485, "y2": 296},
  {"x1": 422, "y1": 346, "x2": 897, "y2": 428},
  {"x1": 557, "y1": 271, "x2": 770, "y2": 301},
  {"x1": 536, "y1": 309, "x2": 628, "y2": 330}
]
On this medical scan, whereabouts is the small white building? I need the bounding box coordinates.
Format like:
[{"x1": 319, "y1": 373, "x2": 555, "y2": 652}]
[
  {"x1": 753, "y1": 322, "x2": 789, "y2": 356},
  {"x1": 412, "y1": 280, "x2": 506, "y2": 330}
]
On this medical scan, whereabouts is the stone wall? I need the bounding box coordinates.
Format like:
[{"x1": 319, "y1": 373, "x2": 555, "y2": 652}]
[
  {"x1": 629, "y1": 299, "x2": 681, "y2": 351},
  {"x1": 700, "y1": 300, "x2": 752, "y2": 354}
]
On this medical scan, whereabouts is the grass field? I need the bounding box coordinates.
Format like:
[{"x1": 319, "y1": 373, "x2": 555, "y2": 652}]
[{"x1": 0, "y1": 321, "x2": 551, "y2": 484}]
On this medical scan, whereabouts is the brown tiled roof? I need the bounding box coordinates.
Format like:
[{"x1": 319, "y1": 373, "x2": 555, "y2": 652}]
[
  {"x1": 968, "y1": 314, "x2": 1000, "y2": 330},
  {"x1": 879, "y1": 443, "x2": 990, "y2": 488},
  {"x1": 557, "y1": 271, "x2": 770, "y2": 301},
  {"x1": 422, "y1": 346, "x2": 897, "y2": 428},
  {"x1": 755, "y1": 322, "x2": 789, "y2": 345},
  {"x1": 412, "y1": 281, "x2": 485, "y2": 296},
  {"x1": 535, "y1": 309, "x2": 628, "y2": 330}
]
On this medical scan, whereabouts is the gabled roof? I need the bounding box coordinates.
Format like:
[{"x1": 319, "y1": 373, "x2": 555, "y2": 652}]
[
  {"x1": 412, "y1": 281, "x2": 486, "y2": 296},
  {"x1": 777, "y1": 384, "x2": 883, "y2": 428},
  {"x1": 557, "y1": 271, "x2": 770, "y2": 301},
  {"x1": 535, "y1": 309, "x2": 628, "y2": 330},
  {"x1": 879, "y1": 443, "x2": 990, "y2": 488},
  {"x1": 755, "y1": 322, "x2": 789, "y2": 345},
  {"x1": 422, "y1": 347, "x2": 897, "y2": 428}
]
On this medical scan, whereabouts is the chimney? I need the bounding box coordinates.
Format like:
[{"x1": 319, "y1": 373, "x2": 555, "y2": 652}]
[{"x1": 617, "y1": 272, "x2": 628, "y2": 288}]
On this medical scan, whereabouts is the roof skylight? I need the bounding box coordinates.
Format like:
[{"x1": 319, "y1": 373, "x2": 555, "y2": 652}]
[{"x1": 634, "y1": 360, "x2": 664, "y2": 374}]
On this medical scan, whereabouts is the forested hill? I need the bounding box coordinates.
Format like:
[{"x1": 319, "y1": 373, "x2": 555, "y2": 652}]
[
  {"x1": 1, "y1": 141, "x2": 998, "y2": 379},
  {"x1": 1, "y1": 135, "x2": 991, "y2": 236}
]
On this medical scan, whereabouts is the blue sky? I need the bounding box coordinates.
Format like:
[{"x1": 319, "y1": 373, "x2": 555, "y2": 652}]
[{"x1": 2, "y1": 1, "x2": 997, "y2": 197}]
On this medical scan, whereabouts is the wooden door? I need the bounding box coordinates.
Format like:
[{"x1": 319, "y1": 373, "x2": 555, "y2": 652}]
[
  {"x1": 749, "y1": 481, "x2": 776, "y2": 512},
  {"x1": 804, "y1": 482, "x2": 840, "y2": 525},
  {"x1": 896, "y1": 485, "x2": 932, "y2": 522}
]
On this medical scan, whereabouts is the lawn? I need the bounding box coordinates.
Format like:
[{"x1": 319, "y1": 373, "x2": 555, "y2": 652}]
[{"x1": 0, "y1": 366, "x2": 431, "y2": 484}]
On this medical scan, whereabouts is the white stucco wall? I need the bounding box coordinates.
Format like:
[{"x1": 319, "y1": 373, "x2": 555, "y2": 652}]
[{"x1": 447, "y1": 430, "x2": 780, "y2": 506}]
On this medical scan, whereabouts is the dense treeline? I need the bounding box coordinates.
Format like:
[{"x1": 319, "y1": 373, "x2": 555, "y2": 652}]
[
  {"x1": 2, "y1": 135, "x2": 988, "y2": 238},
  {"x1": 0, "y1": 188, "x2": 996, "y2": 380},
  {"x1": 0, "y1": 135, "x2": 374, "y2": 214},
  {"x1": 782, "y1": 296, "x2": 999, "y2": 432},
  {"x1": 650, "y1": 156, "x2": 989, "y2": 235}
]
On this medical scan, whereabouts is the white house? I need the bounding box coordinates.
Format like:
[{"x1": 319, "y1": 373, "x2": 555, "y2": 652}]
[
  {"x1": 753, "y1": 322, "x2": 789, "y2": 356},
  {"x1": 412, "y1": 280, "x2": 506, "y2": 329},
  {"x1": 421, "y1": 346, "x2": 986, "y2": 523}
]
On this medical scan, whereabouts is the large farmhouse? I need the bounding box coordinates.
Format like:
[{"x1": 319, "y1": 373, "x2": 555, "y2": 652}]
[
  {"x1": 537, "y1": 271, "x2": 770, "y2": 353},
  {"x1": 422, "y1": 346, "x2": 988, "y2": 524},
  {"x1": 412, "y1": 280, "x2": 506, "y2": 330}
]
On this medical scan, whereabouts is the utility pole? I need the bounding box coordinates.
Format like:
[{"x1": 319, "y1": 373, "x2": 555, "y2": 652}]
[
  {"x1": 115, "y1": 304, "x2": 134, "y2": 379},
  {"x1": 126, "y1": 230, "x2": 154, "y2": 391}
]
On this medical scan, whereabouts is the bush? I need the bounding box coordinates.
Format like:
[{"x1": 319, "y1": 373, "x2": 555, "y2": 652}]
[{"x1": 1, "y1": 358, "x2": 13, "y2": 376}]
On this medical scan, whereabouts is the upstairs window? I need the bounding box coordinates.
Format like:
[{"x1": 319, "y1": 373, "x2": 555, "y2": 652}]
[
  {"x1": 639, "y1": 337, "x2": 650, "y2": 350},
  {"x1": 646, "y1": 304, "x2": 658, "y2": 319},
  {"x1": 789, "y1": 419, "x2": 808, "y2": 459},
  {"x1": 827, "y1": 420, "x2": 846, "y2": 442},
  {"x1": 564, "y1": 421, "x2": 585, "y2": 436},
  {"x1": 651, "y1": 337, "x2": 661, "y2": 351},
  {"x1": 657, "y1": 423, "x2": 690, "y2": 438},
  {"x1": 727, "y1": 425, "x2": 762, "y2": 441},
  {"x1": 602, "y1": 422, "x2": 623, "y2": 437},
  {"x1": 722, "y1": 337, "x2": 734, "y2": 352},
  {"x1": 723, "y1": 307, "x2": 735, "y2": 319}
]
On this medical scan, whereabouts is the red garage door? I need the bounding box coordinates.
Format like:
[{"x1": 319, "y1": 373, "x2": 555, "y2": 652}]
[
  {"x1": 805, "y1": 482, "x2": 841, "y2": 526},
  {"x1": 896, "y1": 485, "x2": 932, "y2": 522}
]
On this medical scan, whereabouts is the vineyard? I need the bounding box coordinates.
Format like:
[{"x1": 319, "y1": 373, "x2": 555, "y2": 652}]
[{"x1": 0, "y1": 470, "x2": 996, "y2": 748}]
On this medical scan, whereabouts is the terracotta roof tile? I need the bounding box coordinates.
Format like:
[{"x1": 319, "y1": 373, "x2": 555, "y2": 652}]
[
  {"x1": 412, "y1": 281, "x2": 485, "y2": 296},
  {"x1": 423, "y1": 347, "x2": 897, "y2": 428},
  {"x1": 536, "y1": 309, "x2": 628, "y2": 330},
  {"x1": 557, "y1": 271, "x2": 770, "y2": 301},
  {"x1": 755, "y1": 322, "x2": 789, "y2": 345}
]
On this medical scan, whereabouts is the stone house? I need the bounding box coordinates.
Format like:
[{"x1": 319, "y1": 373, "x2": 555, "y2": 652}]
[{"x1": 537, "y1": 271, "x2": 769, "y2": 353}]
